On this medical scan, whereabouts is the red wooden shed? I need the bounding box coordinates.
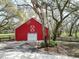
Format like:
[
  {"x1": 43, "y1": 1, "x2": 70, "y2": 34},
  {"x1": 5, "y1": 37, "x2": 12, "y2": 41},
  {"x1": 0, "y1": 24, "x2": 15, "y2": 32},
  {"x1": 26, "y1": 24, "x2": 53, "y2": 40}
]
[{"x1": 15, "y1": 18, "x2": 49, "y2": 41}]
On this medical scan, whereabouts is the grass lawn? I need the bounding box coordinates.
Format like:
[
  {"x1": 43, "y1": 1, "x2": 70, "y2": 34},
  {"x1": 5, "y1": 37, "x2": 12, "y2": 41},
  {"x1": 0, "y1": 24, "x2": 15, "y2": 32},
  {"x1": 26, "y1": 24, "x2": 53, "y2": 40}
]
[
  {"x1": 61, "y1": 32, "x2": 79, "y2": 38},
  {"x1": 0, "y1": 33, "x2": 15, "y2": 41},
  {"x1": 61, "y1": 32, "x2": 69, "y2": 37}
]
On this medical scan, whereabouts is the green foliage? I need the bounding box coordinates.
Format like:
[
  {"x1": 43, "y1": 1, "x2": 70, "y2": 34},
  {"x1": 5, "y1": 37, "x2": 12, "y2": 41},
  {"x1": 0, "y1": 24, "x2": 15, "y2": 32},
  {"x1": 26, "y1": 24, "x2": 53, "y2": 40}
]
[
  {"x1": 40, "y1": 40, "x2": 57, "y2": 47},
  {"x1": 0, "y1": 33, "x2": 15, "y2": 41},
  {"x1": 40, "y1": 41, "x2": 46, "y2": 47},
  {"x1": 49, "y1": 40, "x2": 57, "y2": 47}
]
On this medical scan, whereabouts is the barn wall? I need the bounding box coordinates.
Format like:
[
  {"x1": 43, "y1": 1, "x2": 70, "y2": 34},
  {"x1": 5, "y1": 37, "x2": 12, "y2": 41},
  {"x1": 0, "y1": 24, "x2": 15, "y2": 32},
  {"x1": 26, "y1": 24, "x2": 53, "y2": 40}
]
[{"x1": 15, "y1": 18, "x2": 49, "y2": 41}]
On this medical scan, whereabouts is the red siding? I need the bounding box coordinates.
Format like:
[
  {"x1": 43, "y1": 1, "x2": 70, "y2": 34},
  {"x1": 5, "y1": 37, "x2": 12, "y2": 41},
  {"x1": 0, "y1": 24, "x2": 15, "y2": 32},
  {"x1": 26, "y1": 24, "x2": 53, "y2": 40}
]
[{"x1": 15, "y1": 18, "x2": 49, "y2": 41}]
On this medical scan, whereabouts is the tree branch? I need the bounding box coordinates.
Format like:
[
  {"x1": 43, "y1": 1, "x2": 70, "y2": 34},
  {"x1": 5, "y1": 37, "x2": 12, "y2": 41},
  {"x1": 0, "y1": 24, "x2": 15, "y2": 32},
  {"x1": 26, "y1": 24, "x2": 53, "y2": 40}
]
[
  {"x1": 63, "y1": 9, "x2": 78, "y2": 20},
  {"x1": 0, "y1": 15, "x2": 16, "y2": 27},
  {"x1": 51, "y1": 9, "x2": 58, "y2": 22},
  {"x1": 61, "y1": 0, "x2": 69, "y2": 12},
  {"x1": 56, "y1": 0, "x2": 61, "y2": 12},
  {"x1": 0, "y1": 4, "x2": 8, "y2": 11}
]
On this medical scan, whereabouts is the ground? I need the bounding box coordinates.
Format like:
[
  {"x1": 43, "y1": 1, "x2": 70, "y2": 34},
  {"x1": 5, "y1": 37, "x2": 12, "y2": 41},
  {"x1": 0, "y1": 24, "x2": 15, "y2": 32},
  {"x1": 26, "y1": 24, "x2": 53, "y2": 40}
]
[
  {"x1": 60, "y1": 41, "x2": 79, "y2": 57},
  {"x1": 0, "y1": 41, "x2": 79, "y2": 59}
]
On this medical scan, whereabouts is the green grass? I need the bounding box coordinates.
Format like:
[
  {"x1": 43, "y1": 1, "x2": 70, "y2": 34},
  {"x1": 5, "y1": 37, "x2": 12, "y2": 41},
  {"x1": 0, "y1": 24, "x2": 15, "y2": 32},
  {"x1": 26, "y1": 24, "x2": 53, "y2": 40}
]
[
  {"x1": 0, "y1": 33, "x2": 15, "y2": 41},
  {"x1": 61, "y1": 32, "x2": 69, "y2": 37},
  {"x1": 61, "y1": 32, "x2": 79, "y2": 38},
  {"x1": 78, "y1": 32, "x2": 79, "y2": 37},
  {"x1": 73, "y1": 32, "x2": 79, "y2": 38},
  {"x1": 0, "y1": 32, "x2": 79, "y2": 41}
]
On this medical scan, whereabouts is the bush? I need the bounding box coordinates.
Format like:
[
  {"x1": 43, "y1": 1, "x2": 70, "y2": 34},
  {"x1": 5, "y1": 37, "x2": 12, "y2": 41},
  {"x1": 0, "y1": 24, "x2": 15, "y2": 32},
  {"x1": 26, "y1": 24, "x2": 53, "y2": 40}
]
[
  {"x1": 40, "y1": 41, "x2": 46, "y2": 47},
  {"x1": 40, "y1": 40, "x2": 57, "y2": 47},
  {"x1": 49, "y1": 40, "x2": 57, "y2": 47}
]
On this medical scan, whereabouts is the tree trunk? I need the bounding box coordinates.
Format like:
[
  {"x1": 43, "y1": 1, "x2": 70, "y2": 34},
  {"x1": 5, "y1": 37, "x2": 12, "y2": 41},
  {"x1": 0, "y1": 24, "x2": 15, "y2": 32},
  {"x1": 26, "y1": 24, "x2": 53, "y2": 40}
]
[
  {"x1": 75, "y1": 27, "x2": 78, "y2": 38},
  {"x1": 42, "y1": 25, "x2": 48, "y2": 47},
  {"x1": 57, "y1": 30, "x2": 62, "y2": 37},
  {"x1": 53, "y1": 22, "x2": 61, "y2": 41},
  {"x1": 69, "y1": 26, "x2": 73, "y2": 36},
  {"x1": 41, "y1": 17, "x2": 48, "y2": 47},
  {"x1": 69, "y1": 17, "x2": 79, "y2": 36}
]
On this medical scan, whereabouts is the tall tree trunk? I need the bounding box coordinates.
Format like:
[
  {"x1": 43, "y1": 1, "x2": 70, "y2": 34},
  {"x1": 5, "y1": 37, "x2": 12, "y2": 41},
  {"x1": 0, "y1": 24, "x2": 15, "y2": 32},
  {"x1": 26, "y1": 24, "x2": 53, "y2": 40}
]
[
  {"x1": 69, "y1": 17, "x2": 79, "y2": 36},
  {"x1": 57, "y1": 29, "x2": 62, "y2": 37},
  {"x1": 53, "y1": 22, "x2": 61, "y2": 41},
  {"x1": 75, "y1": 27, "x2": 78, "y2": 38},
  {"x1": 40, "y1": 14, "x2": 48, "y2": 47},
  {"x1": 69, "y1": 25, "x2": 73, "y2": 36},
  {"x1": 42, "y1": 20, "x2": 48, "y2": 47}
]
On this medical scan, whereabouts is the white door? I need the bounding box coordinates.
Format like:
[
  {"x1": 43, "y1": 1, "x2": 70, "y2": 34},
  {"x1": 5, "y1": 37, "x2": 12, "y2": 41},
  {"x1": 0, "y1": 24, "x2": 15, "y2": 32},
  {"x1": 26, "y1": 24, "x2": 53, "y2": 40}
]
[{"x1": 27, "y1": 33, "x2": 37, "y2": 42}]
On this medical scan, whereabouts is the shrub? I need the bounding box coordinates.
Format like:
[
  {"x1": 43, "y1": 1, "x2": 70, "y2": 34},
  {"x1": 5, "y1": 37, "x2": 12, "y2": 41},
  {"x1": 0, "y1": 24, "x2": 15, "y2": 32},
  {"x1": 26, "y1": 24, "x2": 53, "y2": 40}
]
[
  {"x1": 40, "y1": 41, "x2": 46, "y2": 47},
  {"x1": 49, "y1": 40, "x2": 57, "y2": 47},
  {"x1": 40, "y1": 40, "x2": 57, "y2": 47}
]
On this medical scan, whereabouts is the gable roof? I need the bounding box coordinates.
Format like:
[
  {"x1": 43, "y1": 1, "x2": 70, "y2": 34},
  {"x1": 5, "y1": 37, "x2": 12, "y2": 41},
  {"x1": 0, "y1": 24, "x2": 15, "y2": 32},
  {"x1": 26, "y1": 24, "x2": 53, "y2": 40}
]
[
  {"x1": 16, "y1": 18, "x2": 48, "y2": 30},
  {"x1": 26, "y1": 18, "x2": 42, "y2": 25}
]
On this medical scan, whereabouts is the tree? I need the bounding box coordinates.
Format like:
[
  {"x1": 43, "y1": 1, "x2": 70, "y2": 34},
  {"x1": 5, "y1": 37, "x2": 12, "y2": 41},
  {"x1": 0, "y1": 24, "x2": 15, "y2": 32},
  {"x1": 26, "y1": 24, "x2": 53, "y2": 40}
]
[
  {"x1": 0, "y1": 0, "x2": 27, "y2": 33},
  {"x1": 69, "y1": 16, "x2": 79, "y2": 36},
  {"x1": 0, "y1": 0, "x2": 27, "y2": 23},
  {"x1": 31, "y1": 0, "x2": 49, "y2": 47},
  {"x1": 75, "y1": 24, "x2": 79, "y2": 38},
  {"x1": 74, "y1": 26, "x2": 78, "y2": 38},
  {"x1": 49, "y1": 0, "x2": 79, "y2": 40},
  {"x1": 31, "y1": 0, "x2": 79, "y2": 41}
]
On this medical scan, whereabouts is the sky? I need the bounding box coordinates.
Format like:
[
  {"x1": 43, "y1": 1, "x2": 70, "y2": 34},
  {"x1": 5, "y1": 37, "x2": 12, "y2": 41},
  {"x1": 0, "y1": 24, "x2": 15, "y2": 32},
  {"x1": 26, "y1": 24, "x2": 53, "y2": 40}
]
[{"x1": 12, "y1": 0, "x2": 31, "y2": 5}]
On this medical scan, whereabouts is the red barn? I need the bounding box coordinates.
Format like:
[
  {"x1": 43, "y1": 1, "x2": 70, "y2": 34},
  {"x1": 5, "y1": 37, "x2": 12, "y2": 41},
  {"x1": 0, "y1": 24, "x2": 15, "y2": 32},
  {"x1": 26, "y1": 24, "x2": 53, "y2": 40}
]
[{"x1": 15, "y1": 18, "x2": 49, "y2": 42}]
